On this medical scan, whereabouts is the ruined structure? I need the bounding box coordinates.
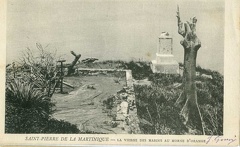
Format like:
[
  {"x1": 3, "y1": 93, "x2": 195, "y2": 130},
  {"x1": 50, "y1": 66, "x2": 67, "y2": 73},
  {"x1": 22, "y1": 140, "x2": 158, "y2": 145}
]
[{"x1": 151, "y1": 32, "x2": 179, "y2": 74}]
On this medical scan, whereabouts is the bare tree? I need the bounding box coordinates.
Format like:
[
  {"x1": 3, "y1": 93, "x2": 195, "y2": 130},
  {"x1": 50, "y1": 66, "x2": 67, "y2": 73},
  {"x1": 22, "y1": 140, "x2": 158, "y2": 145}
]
[
  {"x1": 67, "y1": 51, "x2": 81, "y2": 75},
  {"x1": 175, "y1": 6, "x2": 204, "y2": 134}
]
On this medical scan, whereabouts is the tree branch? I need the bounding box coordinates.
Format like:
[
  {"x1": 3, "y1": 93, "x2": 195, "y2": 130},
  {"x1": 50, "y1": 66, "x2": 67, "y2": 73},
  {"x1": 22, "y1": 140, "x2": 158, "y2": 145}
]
[
  {"x1": 176, "y1": 5, "x2": 186, "y2": 37},
  {"x1": 194, "y1": 38, "x2": 201, "y2": 50},
  {"x1": 190, "y1": 17, "x2": 197, "y2": 35},
  {"x1": 184, "y1": 22, "x2": 192, "y2": 37}
]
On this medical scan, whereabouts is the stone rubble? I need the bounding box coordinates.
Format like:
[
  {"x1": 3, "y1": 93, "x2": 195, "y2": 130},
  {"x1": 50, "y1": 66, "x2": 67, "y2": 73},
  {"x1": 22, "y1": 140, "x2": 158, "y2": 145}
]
[{"x1": 115, "y1": 70, "x2": 141, "y2": 134}]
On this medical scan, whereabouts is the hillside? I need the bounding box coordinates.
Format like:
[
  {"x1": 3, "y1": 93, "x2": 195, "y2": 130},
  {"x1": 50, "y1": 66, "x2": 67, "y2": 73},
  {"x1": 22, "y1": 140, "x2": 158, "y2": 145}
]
[
  {"x1": 95, "y1": 60, "x2": 223, "y2": 135},
  {"x1": 5, "y1": 60, "x2": 223, "y2": 135}
]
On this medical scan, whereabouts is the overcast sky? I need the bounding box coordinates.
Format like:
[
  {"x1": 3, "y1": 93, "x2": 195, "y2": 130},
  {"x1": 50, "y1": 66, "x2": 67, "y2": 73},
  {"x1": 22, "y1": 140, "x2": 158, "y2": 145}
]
[{"x1": 7, "y1": 0, "x2": 224, "y2": 73}]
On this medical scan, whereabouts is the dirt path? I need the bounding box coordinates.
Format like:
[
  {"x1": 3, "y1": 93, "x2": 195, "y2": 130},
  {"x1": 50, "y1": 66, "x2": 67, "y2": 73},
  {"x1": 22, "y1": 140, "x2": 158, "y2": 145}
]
[{"x1": 52, "y1": 75, "x2": 127, "y2": 134}]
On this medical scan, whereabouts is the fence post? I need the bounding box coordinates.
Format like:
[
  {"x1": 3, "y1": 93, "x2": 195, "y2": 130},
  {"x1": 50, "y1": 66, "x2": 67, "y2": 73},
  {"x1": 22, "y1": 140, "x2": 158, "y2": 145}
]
[{"x1": 57, "y1": 60, "x2": 66, "y2": 94}]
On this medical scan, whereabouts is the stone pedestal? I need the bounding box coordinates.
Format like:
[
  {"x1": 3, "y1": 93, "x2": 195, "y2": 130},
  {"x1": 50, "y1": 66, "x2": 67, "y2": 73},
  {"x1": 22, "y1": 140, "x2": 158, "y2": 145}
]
[{"x1": 151, "y1": 32, "x2": 179, "y2": 74}]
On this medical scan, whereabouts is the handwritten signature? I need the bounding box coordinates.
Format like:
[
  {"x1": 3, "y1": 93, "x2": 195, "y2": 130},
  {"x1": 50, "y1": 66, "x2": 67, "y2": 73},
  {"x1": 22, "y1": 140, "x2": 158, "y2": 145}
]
[{"x1": 206, "y1": 135, "x2": 237, "y2": 145}]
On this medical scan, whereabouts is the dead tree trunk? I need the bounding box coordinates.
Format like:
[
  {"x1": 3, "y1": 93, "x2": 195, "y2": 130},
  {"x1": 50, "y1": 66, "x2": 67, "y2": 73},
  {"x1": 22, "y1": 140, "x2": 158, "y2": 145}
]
[
  {"x1": 175, "y1": 6, "x2": 204, "y2": 134},
  {"x1": 67, "y1": 51, "x2": 81, "y2": 75}
]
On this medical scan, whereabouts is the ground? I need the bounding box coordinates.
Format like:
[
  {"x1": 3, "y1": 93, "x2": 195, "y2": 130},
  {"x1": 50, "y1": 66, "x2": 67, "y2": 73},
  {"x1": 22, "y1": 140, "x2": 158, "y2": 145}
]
[{"x1": 51, "y1": 72, "x2": 128, "y2": 134}]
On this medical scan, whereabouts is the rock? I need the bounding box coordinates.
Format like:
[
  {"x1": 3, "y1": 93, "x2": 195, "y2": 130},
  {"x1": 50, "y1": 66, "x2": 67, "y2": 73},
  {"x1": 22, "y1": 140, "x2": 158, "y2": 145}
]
[
  {"x1": 110, "y1": 121, "x2": 118, "y2": 128},
  {"x1": 119, "y1": 93, "x2": 128, "y2": 99}
]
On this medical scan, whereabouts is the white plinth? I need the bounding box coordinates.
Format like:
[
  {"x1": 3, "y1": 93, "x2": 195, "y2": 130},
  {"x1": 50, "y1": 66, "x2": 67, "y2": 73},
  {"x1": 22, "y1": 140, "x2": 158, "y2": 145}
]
[
  {"x1": 151, "y1": 59, "x2": 179, "y2": 74},
  {"x1": 156, "y1": 54, "x2": 177, "y2": 64}
]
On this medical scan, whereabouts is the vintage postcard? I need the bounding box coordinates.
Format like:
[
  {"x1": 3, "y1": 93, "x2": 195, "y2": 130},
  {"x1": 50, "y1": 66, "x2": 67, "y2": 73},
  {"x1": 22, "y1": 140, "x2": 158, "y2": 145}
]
[{"x1": 0, "y1": 0, "x2": 239, "y2": 146}]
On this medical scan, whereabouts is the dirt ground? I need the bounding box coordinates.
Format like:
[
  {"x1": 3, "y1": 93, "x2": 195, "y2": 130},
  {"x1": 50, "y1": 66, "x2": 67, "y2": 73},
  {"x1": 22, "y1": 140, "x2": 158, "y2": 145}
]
[{"x1": 52, "y1": 72, "x2": 127, "y2": 134}]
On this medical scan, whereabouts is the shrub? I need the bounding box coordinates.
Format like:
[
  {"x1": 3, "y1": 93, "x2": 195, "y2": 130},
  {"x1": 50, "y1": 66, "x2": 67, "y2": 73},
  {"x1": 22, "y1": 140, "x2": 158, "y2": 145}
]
[
  {"x1": 5, "y1": 78, "x2": 80, "y2": 134},
  {"x1": 134, "y1": 85, "x2": 187, "y2": 135},
  {"x1": 5, "y1": 104, "x2": 48, "y2": 133},
  {"x1": 149, "y1": 73, "x2": 182, "y2": 86},
  {"x1": 200, "y1": 104, "x2": 223, "y2": 135},
  {"x1": 5, "y1": 104, "x2": 79, "y2": 133},
  {"x1": 133, "y1": 63, "x2": 223, "y2": 135},
  {"x1": 18, "y1": 43, "x2": 59, "y2": 97},
  {"x1": 6, "y1": 79, "x2": 54, "y2": 117},
  {"x1": 44, "y1": 119, "x2": 80, "y2": 134},
  {"x1": 196, "y1": 71, "x2": 223, "y2": 135},
  {"x1": 123, "y1": 61, "x2": 152, "y2": 80}
]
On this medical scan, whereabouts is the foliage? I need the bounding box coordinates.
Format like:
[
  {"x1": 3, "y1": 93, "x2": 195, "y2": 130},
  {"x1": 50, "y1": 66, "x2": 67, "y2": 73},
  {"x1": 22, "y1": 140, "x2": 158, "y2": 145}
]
[
  {"x1": 6, "y1": 79, "x2": 54, "y2": 117},
  {"x1": 5, "y1": 57, "x2": 223, "y2": 134},
  {"x1": 132, "y1": 61, "x2": 223, "y2": 135},
  {"x1": 98, "y1": 60, "x2": 152, "y2": 80},
  {"x1": 200, "y1": 103, "x2": 223, "y2": 135},
  {"x1": 135, "y1": 85, "x2": 187, "y2": 135},
  {"x1": 123, "y1": 61, "x2": 152, "y2": 80},
  {"x1": 5, "y1": 104, "x2": 79, "y2": 133},
  {"x1": 196, "y1": 71, "x2": 223, "y2": 135},
  {"x1": 100, "y1": 60, "x2": 125, "y2": 65},
  {"x1": 148, "y1": 73, "x2": 182, "y2": 86},
  {"x1": 17, "y1": 43, "x2": 60, "y2": 97},
  {"x1": 5, "y1": 78, "x2": 80, "y2": 134},
  {"x1": 21, "y1": 43, "x2": 57, "y2": 73},
  {"x1": 97, "y1": 60, "x2": 223, "y2": 135}
]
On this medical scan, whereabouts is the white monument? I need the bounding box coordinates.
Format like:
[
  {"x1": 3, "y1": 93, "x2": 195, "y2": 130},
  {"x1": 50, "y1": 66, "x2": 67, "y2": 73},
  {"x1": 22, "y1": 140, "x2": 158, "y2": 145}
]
[{"x1": 151, "y1": 32, "x2": 179, "y2": 74}]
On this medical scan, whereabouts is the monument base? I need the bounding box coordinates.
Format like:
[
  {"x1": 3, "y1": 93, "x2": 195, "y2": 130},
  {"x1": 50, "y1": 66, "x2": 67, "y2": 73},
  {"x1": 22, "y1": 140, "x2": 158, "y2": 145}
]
[{"x1": 151, "y1": 60, "x2": 179, "y2": 74}]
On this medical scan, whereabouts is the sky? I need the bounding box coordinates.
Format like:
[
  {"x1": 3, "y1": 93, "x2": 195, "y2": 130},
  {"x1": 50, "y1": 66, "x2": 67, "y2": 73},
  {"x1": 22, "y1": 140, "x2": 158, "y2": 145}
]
[{"x1": 7, "y1": 0, "x2": 224, "y2": 73}]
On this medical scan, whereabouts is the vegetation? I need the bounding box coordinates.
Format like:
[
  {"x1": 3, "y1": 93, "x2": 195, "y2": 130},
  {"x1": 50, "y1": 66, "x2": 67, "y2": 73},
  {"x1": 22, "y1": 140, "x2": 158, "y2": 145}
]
[
  {"x1": 196, "y1": 71, "x2": 223, "y2": 135},
  {"x1": 121, "y1": 61, "x2": 152, "y2": 80},
  {"x1": 5, "y1": 79, "x2": 80, "y2": 133},
  {"x1": 135, "y1": 84, "x2": 187, "y2": 134},
  {"x1": 126, "y1": 61, "x2": 223, "y2": 135},
  {"x1": 96, "y1": 60, "x2": 223, "y2": 135},
  {"x1": 5, "y1": 49, "x2": 223, "y2": 135},
  {"x1": 5, "y1": 44, "x2": 80, "y2": 134},
  {"x1": 92, "y1": 60, "x2": 223, "y2": 135}
]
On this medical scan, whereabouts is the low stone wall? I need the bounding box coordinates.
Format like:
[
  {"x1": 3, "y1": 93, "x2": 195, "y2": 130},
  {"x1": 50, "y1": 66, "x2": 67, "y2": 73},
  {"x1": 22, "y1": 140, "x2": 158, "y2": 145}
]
[
  {"x1": 124, "y1": 70, "x2": 141, "y2": 134},
  {"x1": 76, "y1": 68, "x2": 141, "y2": 134}
]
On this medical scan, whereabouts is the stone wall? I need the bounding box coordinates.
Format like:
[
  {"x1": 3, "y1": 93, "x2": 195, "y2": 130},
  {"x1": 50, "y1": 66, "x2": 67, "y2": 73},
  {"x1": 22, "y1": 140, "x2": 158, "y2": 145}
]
[{"x1": 76, "y1": 68, "x2": 141, "y2": 134}]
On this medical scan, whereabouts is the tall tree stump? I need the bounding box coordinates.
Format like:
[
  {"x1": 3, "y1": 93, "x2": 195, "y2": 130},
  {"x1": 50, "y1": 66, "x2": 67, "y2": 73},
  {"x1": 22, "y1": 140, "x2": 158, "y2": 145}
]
[
  {"x1": 175, "y1": 6, "x2": 204, "y2": 135},
  {"x1": 67, "y1": 51, "x2": 81, "y2": 75}
]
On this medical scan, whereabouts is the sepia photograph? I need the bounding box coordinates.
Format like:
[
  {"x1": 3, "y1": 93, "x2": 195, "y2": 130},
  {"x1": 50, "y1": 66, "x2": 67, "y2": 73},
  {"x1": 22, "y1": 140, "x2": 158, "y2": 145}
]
[{"x1": 1, "y1": 0, "x2": 239, "y2": 146}]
